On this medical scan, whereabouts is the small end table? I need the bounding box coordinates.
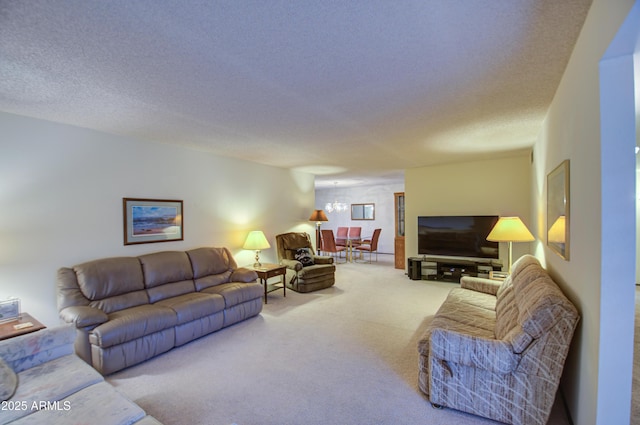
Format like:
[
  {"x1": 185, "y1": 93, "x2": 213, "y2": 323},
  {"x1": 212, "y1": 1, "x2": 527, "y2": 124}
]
[
  {"x1": 0, "y1": 313, "x2": 46, "y2": 341},
  {"x1": 247, "y1": 263, "x2": 287, "y2": 303}
]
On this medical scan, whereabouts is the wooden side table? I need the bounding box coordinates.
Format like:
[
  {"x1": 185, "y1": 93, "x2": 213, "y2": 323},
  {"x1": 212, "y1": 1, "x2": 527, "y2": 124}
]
[
  {"x1": 247, "y1": 263, "x2": 287, "y2": 303},
  {"x1": 0, "y1": 313, "x2": 46, "y2": 341}
]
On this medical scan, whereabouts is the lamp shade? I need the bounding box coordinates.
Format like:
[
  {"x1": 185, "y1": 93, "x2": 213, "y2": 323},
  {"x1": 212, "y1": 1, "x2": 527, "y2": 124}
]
[
  {"x1": 487, "y1": 217, "x2": 534, "y2": 242},
  {"x1": 309, "y1": 209, "x2": 328, "y2": 222},
  {"x1": 243, "y1": 231, "x2": 271, "y2": 250},
  {"x1": 548, "y1": 215, "x2": 566, "y2": 243}
]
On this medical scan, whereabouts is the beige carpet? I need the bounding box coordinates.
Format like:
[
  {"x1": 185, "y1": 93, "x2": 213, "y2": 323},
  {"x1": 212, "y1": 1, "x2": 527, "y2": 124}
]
[{"x1": 107, "y1": 254, "x2": 571, "y2": 425}]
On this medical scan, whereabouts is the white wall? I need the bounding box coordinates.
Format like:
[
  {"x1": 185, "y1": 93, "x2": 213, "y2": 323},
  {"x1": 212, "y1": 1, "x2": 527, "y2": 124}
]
[
  {"x1": 314, "y1": 182, "x2": 404, "y2": 254},
  {"x1": 531, "y1": 1, "x2": 638, "y2": 424},
  {"x1": 405, "y1": 154, "x2": 532, "y2": 271},
  {"x1": 0, "y1": 112, "x2": 316, "y2": 325}
]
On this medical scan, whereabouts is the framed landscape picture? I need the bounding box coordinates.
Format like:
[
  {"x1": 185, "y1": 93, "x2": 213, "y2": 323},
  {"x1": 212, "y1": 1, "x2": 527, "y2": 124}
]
[{"x1": 123, "y1": 198, "x2": 183, "y2": 245}]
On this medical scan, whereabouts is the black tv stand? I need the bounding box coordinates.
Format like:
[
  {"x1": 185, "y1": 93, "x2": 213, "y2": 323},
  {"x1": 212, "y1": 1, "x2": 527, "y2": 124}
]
[{"x1": 407, "y1": 256, "x2": 502, "y2": 283}]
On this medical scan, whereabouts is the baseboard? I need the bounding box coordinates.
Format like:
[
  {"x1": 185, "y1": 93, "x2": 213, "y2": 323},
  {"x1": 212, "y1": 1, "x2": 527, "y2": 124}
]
[{"x1": 560, "y1": 388, "x2": 574, "y2": 425}]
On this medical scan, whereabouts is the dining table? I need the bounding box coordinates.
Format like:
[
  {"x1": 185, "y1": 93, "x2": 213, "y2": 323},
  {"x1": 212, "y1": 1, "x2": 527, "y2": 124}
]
[{"x1": 336, "y1": 236, "x2": 364, "y2": 262}]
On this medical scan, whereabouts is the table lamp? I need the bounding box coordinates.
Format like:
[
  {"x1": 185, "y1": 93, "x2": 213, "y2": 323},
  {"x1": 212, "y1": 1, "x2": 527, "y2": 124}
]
[
  {"x1": 487, "y1": 217, "x2": 535, "y2": 273},
  {"x1": 309, "y1": 209, "x2": 328, "y2": 252},
  {"x1": 243, "y1": 230, "x2": 271, "y2": 267}
]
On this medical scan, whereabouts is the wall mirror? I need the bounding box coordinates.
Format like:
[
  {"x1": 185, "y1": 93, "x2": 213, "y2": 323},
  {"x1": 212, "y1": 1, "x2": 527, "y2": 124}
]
[
  {"x1": 351, "y1": 203, "x2": 375, "y2": 220},
  {"x1": 547, "y1": 159, "x2": 570, "y2": 260}
]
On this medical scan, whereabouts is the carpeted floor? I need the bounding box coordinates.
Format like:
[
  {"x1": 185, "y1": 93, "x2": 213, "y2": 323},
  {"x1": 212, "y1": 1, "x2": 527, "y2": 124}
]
[{"x1": 107, "y1": 254, "x2": 572, "y2": 425}]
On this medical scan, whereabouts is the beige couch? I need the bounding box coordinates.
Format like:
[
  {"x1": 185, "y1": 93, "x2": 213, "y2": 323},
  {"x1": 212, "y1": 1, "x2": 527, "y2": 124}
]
[
  {"x1": 57, "y1": 247, "x2": 263, "y2": 375},
  {"x1": 418, "y1": 255, "x2": 579, "y2": 425}
]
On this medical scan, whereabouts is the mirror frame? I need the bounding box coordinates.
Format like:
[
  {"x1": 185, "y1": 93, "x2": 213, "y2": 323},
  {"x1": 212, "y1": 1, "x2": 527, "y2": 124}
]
[
  {"x1": 546, "y1": 159, "x2": 570, "y2": 260},
  {"x1": 351, "y1": 203, "x2": 375, "y2": 220}
]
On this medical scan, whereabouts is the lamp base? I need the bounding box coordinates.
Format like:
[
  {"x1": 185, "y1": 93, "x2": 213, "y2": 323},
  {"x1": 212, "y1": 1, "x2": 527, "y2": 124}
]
[{"x1": 254, "y1": 250, "x2": 262, "y2": 268}]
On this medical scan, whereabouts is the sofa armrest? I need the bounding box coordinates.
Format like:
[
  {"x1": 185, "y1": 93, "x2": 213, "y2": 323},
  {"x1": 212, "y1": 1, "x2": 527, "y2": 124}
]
[
  {"x1": 430, "y1": 328, "x2": 519, "y2": 374},
  {"x1": 459, "y1": 276, "x2": 502, "y2": 295},
  {"x1": 0, "y1": 325, "x2": 76, "y2": 373},
  {"x1": 281, "y1": 259, "x2": 303, "y2": 271},
  {"x1": 230, "y1": 267, "x2": 259, "y2": 283},
  {"x1": 59, "y1": 306, "x2": 108, "y2": 328},
  {"x1": 313, "y1": 255, "x2": 334, "y2": 265}
]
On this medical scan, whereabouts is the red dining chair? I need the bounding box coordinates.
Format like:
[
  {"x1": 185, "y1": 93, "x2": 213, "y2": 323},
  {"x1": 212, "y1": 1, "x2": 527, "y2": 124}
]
[
  {"x1": 355, "y1": 228, "x2": 381, "y2": 263},
  {"x1": 336, "y1": 227, "x2": 349, "y2": 247},
  {"x1": 321, "y1": 229, "x2": 347, "y2": 263}
]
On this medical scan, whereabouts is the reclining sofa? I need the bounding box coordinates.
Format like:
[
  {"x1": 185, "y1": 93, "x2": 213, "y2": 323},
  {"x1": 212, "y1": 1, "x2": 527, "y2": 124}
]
[
  {"x1": 418, "y1": 255, "x2": 579, "y2": 425},
  {"x1": 57, "y1": 247, "x2": 263, "y2": 375}
]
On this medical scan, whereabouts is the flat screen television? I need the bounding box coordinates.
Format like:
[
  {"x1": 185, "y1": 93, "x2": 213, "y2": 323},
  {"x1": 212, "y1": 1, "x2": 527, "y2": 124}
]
[{"x1": 418, "y1": 215, "x2": 499, "y2": 259}]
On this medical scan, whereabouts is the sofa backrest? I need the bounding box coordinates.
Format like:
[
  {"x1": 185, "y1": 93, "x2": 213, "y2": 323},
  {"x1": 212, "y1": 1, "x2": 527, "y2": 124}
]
[
  {"x1": 276, "y1": 232, "x2": 314, "y2": 261},
  {"x1": 139, "y1": 251, "x2": 195, "y2": 303},
  {"x1": 57, "y1": 247, "x2": 245, "y2": 316},
  {"x1": 67, "y1": 257, "x2": 149, "y2": 314},
  {"x1": 494, "y1": 254, "x2": 579, "y2": 354},
  {"x1": 187, "y1": 247, "x2": 236, "y2": 291}
]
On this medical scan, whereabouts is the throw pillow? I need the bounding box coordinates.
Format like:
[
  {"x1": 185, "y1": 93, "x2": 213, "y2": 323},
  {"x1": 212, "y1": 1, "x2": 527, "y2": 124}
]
[
  {"x1": 295, "y1": 248, "x2": 315, "y2": 267},
  {"x1": 0, "y1": 358, "x2": 17, "y2": 401}
]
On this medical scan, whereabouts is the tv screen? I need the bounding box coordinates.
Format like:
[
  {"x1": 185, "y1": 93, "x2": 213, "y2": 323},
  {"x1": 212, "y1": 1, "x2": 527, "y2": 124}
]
[{"x1": 418, "y1": 215, "x2": 499, "y2": 259}]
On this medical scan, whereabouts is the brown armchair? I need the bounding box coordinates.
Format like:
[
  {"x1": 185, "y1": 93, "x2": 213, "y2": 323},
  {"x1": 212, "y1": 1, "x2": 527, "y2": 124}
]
[{"x1": 275, "y1": 232, "x2": 336, "y2": 293}]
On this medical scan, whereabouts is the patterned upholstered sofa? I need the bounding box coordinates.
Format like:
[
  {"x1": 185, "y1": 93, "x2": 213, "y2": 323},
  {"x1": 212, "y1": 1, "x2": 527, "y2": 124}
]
[
  {"x1": 57, "y1": 247, "x2": 263, "y2": 375},
  {"x1": 0, "y1": 325, "x2": 162, "y2": 424},
  {"x1": 418, "y1": 255, "x2": 579, "y2": 425}
]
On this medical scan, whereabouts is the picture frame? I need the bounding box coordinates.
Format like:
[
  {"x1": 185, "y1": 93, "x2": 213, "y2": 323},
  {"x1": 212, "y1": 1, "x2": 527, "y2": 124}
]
[
  {"x1": 547, "y1": 160, "x2": 570, "y2": 260},
  {"x1": 0, "y1": 298, "x2": 21, "y2": 324},
  {"x1": 123, "y1": 198, "x2": 183, "y2": 245}
]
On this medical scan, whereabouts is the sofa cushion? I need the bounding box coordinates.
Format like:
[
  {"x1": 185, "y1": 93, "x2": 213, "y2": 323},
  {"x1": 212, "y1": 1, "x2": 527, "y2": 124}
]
[
  {"x1": 90, "y1": 304, "x2": 177, "y2": 348},
  {"x1": 139, "y1": 251, "x2": 194, "y2": 287},
  {"x1": 74, "y1": 257, "x2": 145, "y2": 301},
  {"x1": 139, "y1": 251, "x2": 196, "y2": 302},
  {"x1": 495, "y1": 284, "x2": 518, "y2": 340},
  {"x1": 155, "y1": 292, "x2": 225, "y2": 324},
  {"x1": 89, "y1": 290, "x2": 150, "y2": 315},
  {"x1": 295, "y1": 248, "x2": 315, "y2": 267},
  {"x1": 280, "y1": 232, "x2": 311, "y2": 251},
  {"x1": 146, "y1": 279, "x2": 196, "y2": 304},
  {"x1": 187, "y1": 247, "x2": 236, "y2": 279},
  {"x1": 192, "y1": 272, "x2": 233, "y2": 291},
  {"x1": 296, "y1": 263, "x2": 335, "y2": 279},
  {"x1": 515, "y1": 275, "x2": 577, "y2": 339},
  {"x1": 202, "y1": 282, "x2": 264, "y2": 307},
  {"x1": 1, "y1": 354, "x2": 103, "y2": 424},
  {"x1": 418, "y1": 315, "x2": 494, "y2": 356},
  {"x1": 502, "y1": 325, "x2": 534, "y2": 354},
  {"x1": 447, "y1": 287, "x2": 496, "y2": 311},
  {"x1": 9, "y1": 381, "x2": 145, "y2": 425},
  {"x1": 0, "y1": 358, "x2": 17, "y2": 402},
  {"x1": 433, "y1": 296, "x2": 496, "y2": 333}
]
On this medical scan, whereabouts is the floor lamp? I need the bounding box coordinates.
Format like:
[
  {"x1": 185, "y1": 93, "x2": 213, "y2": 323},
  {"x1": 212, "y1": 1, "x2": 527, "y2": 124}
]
[
  {"x1": 487, "y1": 217, "x2": 535, "y2": 273},
  {"x1": 309, "y1": 209, "x2": 328, "y2": 253}
]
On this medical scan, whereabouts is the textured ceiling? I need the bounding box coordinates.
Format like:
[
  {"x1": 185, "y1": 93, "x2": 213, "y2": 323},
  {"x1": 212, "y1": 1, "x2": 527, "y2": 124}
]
[{"x1": 0, "y1": 0, "x2": 592, "y2": 187}]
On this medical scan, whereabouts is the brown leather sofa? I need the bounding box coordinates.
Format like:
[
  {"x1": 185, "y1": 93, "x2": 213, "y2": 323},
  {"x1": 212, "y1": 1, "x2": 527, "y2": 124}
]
[
  {"x1": 57, "y1": 247, "x2": 263, "y2": 375},
  {"x1": 275, "y1": 232, "x2": 336, "y2": 293}
]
